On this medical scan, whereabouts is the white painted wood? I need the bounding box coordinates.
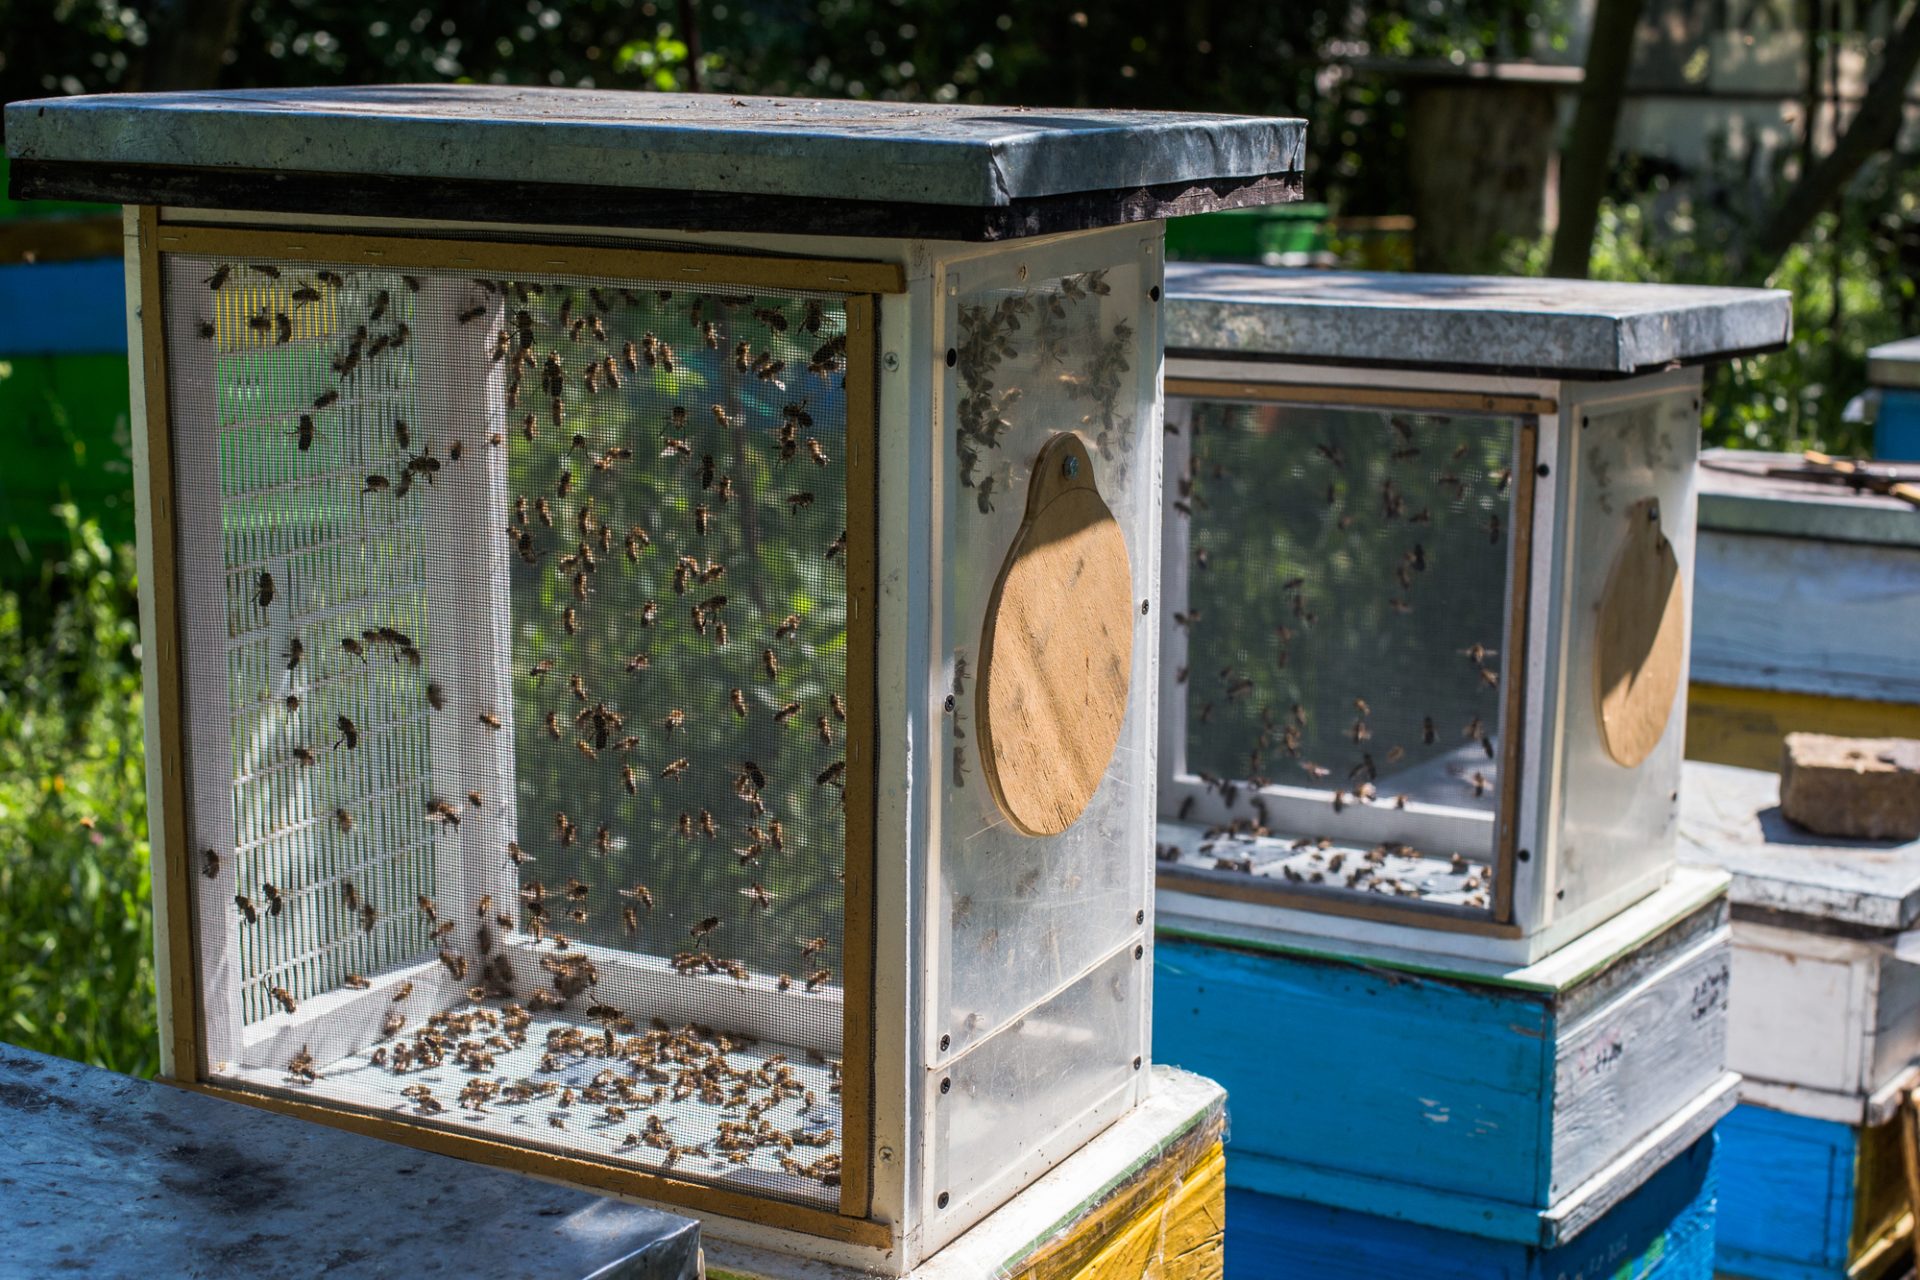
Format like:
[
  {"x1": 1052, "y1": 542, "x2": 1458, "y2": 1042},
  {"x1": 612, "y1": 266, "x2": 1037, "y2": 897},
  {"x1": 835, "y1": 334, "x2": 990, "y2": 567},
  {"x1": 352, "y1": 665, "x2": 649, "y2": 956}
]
[
  {"x1": 1548, "y1": 921, "x2": 1730, "y2": 1199},
  {"x1": 1541, "y1": 1070, "x2": 1739, "y2": 1247},
  {"x1": 1726, "y1": 920, "x2": 1920, "y2": 1108},
  {"x1": 1691, "y1": 528, "x2": 1920, "y2": 703}
]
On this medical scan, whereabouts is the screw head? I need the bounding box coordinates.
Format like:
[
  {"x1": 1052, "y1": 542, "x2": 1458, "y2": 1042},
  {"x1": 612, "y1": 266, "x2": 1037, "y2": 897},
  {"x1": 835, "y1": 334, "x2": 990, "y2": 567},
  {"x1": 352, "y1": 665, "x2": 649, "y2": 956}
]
[
  {"x1": 1062, "y1": 455, "x2": 1080, "y2": 479},
  {"x1": 883, "y1": 351, "x2": 900, "y2": 372},
  {"x1": 879, "y1": 1146, "x2": 896, "y2": 1162},
  {"x1": 940, "y1": 1076, "x2": 952, "y2": 1094}
]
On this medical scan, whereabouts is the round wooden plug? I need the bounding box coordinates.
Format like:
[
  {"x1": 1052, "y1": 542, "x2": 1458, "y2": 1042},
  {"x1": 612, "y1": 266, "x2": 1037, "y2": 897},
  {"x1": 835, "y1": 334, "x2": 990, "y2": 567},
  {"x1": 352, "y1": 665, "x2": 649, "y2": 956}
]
[{"x1": 976, "y1": 432, "x2": 1134, "y2": 836}]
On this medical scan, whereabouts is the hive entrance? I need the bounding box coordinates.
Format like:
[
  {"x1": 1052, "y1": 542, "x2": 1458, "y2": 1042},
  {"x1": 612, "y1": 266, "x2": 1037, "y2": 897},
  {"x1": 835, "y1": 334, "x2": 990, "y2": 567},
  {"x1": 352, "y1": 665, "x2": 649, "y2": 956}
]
[{"x1": 168, "y1": 250, "x2": 859, "y2": 1203}]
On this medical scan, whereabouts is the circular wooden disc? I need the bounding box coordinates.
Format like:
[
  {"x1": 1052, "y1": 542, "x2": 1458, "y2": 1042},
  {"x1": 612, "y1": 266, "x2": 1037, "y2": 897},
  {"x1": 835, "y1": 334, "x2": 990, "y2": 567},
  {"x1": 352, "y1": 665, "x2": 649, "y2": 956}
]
[
  {"x1": 977, "y1": 434, "x2": 1135, "y2": 837},
  {"x1": 1595, "y1": 498, "x2": 1685, "y2": 768}
]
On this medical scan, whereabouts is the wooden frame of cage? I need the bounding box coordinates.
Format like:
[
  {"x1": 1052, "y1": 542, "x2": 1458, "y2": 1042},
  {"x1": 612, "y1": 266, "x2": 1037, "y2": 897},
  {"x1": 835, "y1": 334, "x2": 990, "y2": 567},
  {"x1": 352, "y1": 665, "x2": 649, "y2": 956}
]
[
  {"x1": 131, "y1": 206, "x2": 895, "y2": 1243},
  {"x1": 1154, "y1": 375, "x2": 1542, "y2": 938}
]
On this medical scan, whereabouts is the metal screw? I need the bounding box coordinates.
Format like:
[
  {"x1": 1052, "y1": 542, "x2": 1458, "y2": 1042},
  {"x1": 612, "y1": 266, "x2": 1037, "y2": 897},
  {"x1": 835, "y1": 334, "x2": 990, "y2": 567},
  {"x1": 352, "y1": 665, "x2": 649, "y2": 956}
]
[
  {"x1": 1062, "y1": 455, "x2": 1080, "y2": 479},
  {"x1": 1133, "y1": 944, "x2": 1144, "y2": 960},
  {"x1": 883, "y1": 351, "x2": 900, "y2": 372},
  {"x1": 940, "y1": 1076, "x2": 952, "y2": 1094},
  {"x1": 939, "y1": 1033, "x2": 951, "y2": 1051},
  {"x1": 945, "y1": 348, "x2": 957, "y2": 368},
  {"x1": 1135, "y1": 909, "x2": 1145, "y2": 925},
  {"x1": 1149, "y1": 285, "x2": 1162, "y2": 302},
  {"x1": 1132, "y1": 1055, "x2": 1143, "y2": 1070},
  {"x1": 879, "y1": 1146, "x2": 895, "y2": 1163},
  {"x1": 938, "y1": 1191, "x2": 951, "y2": 1209}
]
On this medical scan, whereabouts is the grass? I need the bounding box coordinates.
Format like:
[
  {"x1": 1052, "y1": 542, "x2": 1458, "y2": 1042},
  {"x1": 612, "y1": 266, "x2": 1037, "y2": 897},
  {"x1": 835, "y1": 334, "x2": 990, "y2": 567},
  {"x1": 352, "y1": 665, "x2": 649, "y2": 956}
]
[{"x1": 0, "y1": 505, "x2": 157, "y2": 1076}]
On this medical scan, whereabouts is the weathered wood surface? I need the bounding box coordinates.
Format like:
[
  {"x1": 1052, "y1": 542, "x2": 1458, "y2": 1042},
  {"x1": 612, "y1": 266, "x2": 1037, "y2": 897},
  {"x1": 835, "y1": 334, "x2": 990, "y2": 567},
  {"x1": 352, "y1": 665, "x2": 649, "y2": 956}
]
[
  {"x1": 1151, "y1": 884, "x2": 1730, "y2": 1242},
  {"x1": 1679, "y1": 760, "x2": 1920, "y2": 931},
  {"x1": 0, "y1": 1041, "x2": 701, "y2": 1280},
  {"x1": 1686, "y1": 683, "x2": 1920, "y2": 774},
  {"x1": 1716, "y1": 1103, "x2": 1910, "y2": 1280},
  {"x1": 1691, "y1": 530, "x2": 1920, "y2": 704}
]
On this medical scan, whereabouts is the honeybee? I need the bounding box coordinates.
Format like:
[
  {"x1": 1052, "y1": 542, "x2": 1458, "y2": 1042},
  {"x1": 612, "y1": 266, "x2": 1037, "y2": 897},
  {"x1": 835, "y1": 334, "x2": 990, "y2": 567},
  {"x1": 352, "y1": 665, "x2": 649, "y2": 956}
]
[
  {"x1": 201, "y1": 848, "x2": 220, "y2": 878},
  {"x1": 1470, "y1": 771, "x2": 1490, "y2": 798},
  {"x1": 270, "y1": 987, "x2": 298, "y2": 1015},
  {"x1": 623, "y1": 764, "x2": 638, "y2": 795},
  {"x1": 562, "y1": 606, "x2": 578, "y2": 635},
  {"x1": 293, "y1": 414, "x2": 315, "y2": 450},
  {"x1": 816, "y1": 760, "x2": 847, "y2": 788},
  {"x1": 458, "y1": 304, "x2": 487, "y2": 325},
  {"x1": 205, "y1": 264, "x2": 233, "y2": 291},
  {"x1": 507, "y1": 841, "x2": 532, "y2": 865},
  {"x1": 826, "y1": 530, "x2": 847, "y2": 560},
  {"x1": 529, "y1": 659, "x2": 554, "y2": 680},
  {"x1": 763, "y1": 648, "x2": 780, "y2": 680},
  {"x1": 804, "y1": 968, "x2": 833, "y2": 992},
  {"x1": 336, "y1": 808, "x2": 354, "y2": 834},
  {"x1": 817, "y1": 715, "x2": 834, "y2": 744},
  {"x1": 234, "y1": 893, "x2": 259, "y2": 923},
  {"x1": 477, "y1": 711, "x2": 503, "y2": 732},
  {"x1": 690, "y1": 916, "x2": 721, "y2": 940},
  {"x1": 336, "y1": 714, "x2": 359, "y2": 750},
  {"x1": 660, "y1": 758, "x2": 690, "y2": 780},
  {"x1": 313, "y1": 388, "x2": 339, "y2": 410},
  {"x1": 343, "y1": 974, "x2": 371, "y2": 990},
  {"x1": 292, "y1": 745, "x2": 318, "y2": 767},
  {"x1": 774, "y1": 701, "x2": 802, "y2": 723},
  {"x1": 741, "y1": 882, "x2": 773, "y2": 910},
  {"x1": 830, "y1": 693, "x2": 847, "y2": 722},
  {"x1": 361, "y1": 903, "x2": 378, "y2": 932},
  {"x1": 731, "y1": 688, "x2": 748, "y2": 718},
  {"x1": 468, "y1": 790, "x2": 484, "y2": 809},
  {"x1": 641, "y1": 601, "x2": 658, "y2": 627},
  {"x1": 807, "y1": 439, "x2": 829, "y2": 467},
  {"x1": 619, "y1": 883, "x2": 655, "y2": 909},
  {"x1": 663, "y1": 709, "x2": 685, "y2": 735}
]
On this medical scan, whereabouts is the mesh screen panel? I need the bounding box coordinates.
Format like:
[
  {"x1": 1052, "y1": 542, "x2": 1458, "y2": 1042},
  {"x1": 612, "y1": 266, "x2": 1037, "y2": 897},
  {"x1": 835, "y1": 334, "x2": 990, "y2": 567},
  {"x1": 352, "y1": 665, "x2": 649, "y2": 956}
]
[
  {"x1": 1168, "y1": 400, "x2": 1518, "y2": 910},
  {"x1": 167, "y1": 252, "x2": 855, "y2": 1204}
]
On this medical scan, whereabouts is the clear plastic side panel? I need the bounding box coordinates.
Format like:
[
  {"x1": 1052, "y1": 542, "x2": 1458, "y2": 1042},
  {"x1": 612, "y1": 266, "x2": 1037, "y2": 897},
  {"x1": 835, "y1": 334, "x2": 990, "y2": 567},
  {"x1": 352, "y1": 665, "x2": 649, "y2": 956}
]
[
  {"x1": 929, "y1": 230, "x2": 1159, "y2": 1233},
  {"x1": 1161, "y1": 400, "x2": 1520, "y2": 914},
  {"x1": 1552, "y1": 391, "x2": 1697, "y2": 920},
  {"x1": 927, "y1": 942, "x2": 1142, "y2": 1226},
  {"x1": 166, "y1": 254, "x2": 855, "y2": 1206}
]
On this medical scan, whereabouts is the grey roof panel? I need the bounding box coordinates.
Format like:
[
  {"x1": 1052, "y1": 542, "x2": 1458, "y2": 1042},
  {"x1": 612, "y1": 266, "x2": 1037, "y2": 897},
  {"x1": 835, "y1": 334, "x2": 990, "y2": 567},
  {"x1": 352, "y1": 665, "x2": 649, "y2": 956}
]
[
  {"x1": 1869, "y1": 336, "x2": 1920, "y2": 390},
  {"x1": 1165, "y1": 263, "x2": 1792, "y2": 377},
  {"x1": 5, "y1": 86, "x2": 1306, "y2": 211},
  {"x1": 1679, "y1": 761, "x2": 1920, "y2": 931},
  {"x1": 0, "y1": 1041, "x2": 703, "y2": 1280}
]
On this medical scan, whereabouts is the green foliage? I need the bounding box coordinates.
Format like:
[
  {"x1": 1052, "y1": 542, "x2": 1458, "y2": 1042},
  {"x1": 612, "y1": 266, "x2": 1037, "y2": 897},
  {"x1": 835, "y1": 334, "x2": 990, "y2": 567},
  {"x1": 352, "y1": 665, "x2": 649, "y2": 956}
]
[
  {"x1": 0, "y1": 505, "x2": 157, "y2": 1075},
  {"x1": 1508, "y1": 181, "x2": 1920, "y2": 456}
]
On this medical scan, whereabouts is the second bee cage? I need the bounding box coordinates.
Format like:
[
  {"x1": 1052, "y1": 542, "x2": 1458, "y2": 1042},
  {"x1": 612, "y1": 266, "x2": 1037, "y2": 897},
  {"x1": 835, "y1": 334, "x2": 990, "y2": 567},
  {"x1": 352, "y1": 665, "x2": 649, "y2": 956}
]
[{"x1": 8, "y1": 85, "x2": 1308, "y2": 1274}]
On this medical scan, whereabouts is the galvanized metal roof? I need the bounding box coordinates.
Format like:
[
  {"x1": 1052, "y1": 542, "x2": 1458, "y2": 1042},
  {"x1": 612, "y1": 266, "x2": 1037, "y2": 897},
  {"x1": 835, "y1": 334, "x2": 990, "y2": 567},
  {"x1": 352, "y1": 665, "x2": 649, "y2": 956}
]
[
  {"x1": 1679, "y1": 761, "x2": 1920, "y2": 931},
  {"x1": 5, "y1": 85, "x2": 1305, "y2": 212},
  {"x1": 1697, "y1": 449, "x2": 1920, "y2": 548},
  {"x1": 1869, "y1": 336, "x2": 1920, "y2": 390},
  {"x1": 0, "y1": 1041, "x2": 702, "y2": 1280},
  {"x1": 1165, "y1": 263, "x2": 1792, "y2": 377}
]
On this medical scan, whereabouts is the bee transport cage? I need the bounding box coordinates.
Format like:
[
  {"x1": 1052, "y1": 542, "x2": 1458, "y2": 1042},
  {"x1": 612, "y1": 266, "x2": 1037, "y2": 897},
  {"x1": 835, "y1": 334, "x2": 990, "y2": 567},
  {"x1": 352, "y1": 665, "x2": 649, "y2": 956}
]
[
  {"x1": 6, "y1": 87, "x2": 1304, "y2": 1273},
  {"x1": 1155, "y1": 265, "x2": 1791, "y2": 966}
]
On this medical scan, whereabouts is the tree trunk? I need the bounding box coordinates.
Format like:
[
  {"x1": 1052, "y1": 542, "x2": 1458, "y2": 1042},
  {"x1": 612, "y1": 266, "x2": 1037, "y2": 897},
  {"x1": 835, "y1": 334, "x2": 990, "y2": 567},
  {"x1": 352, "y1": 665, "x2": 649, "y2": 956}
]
[
  {"x1": 134, "y1": 0, "x2": 248, "y2": 92},
  {"x1": 1408, "y1": 80, "x2": 1560, "y2": 274},
  {"x1": 1737, "y1": 1, "x2": 1920, "y2": 284},
  {"x1": 1549, "y1": 0, "x2": 1648, "y2": 278}
]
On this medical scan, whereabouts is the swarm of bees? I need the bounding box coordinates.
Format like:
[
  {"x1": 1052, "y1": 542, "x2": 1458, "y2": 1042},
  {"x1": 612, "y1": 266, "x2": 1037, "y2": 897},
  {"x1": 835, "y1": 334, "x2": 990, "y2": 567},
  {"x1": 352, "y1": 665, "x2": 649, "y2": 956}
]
[
  {"x1": 204, "y1": 260, "x2": 856, "y2": 1190},
  {"x1": 1169, "y1": 406, "x2": 1513, "y2": 910}
]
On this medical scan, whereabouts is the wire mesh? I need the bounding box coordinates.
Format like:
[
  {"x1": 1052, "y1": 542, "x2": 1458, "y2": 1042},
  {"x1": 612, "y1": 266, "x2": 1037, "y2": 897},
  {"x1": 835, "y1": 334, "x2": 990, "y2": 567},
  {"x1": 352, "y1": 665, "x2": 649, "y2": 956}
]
[
  {"x1": 166, "y1": 249, "x2": 855, "y2": 1204},
  {"x1": 1168, "y1": 399, "x2": 1519, "y2": 909}
]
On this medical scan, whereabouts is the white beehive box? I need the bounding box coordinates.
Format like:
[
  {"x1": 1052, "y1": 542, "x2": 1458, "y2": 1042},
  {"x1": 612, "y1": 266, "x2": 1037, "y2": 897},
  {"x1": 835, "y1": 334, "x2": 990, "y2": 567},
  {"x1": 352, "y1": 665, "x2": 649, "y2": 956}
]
[
  {"x1": 1154, "y1": 265, "x2": 1790, "y2": 966},
  {"x1": 4, "y1": 87, "x2": 1304, "y2": 1273}
]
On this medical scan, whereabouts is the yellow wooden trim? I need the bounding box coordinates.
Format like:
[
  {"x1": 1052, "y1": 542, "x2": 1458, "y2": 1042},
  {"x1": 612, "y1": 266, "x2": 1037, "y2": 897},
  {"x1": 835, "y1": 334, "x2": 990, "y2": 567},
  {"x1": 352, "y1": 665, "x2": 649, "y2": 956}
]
[
  {"x1": 1685, "y1": 684, "x2": 1920, "y2": 774},
  {"x1": 1011, "y1": 1140, "x2": 1227, "y2": 1280},
  {"x1": 1848, "y1": 1211, "x2": 1914, "y2": 1280},
  {"x1": 137, "y1": 204, "x2": 205, "y2": 1082},
  {"x1": 1165, "y1": 377, "x2": 1556, "y2": 417},
  {"x1": 176, "y1": 1079, "x2": 895, "y2": 1247},
  {"x1": 837, "y1": 292, "x2": 880, "y2": 1219},
  {"x1": 1491, "y1": 418, "x2": 1538, "y2": 925},
  {"x1": 150, "y1": 222, "x2": 908, "y2": 295}
]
